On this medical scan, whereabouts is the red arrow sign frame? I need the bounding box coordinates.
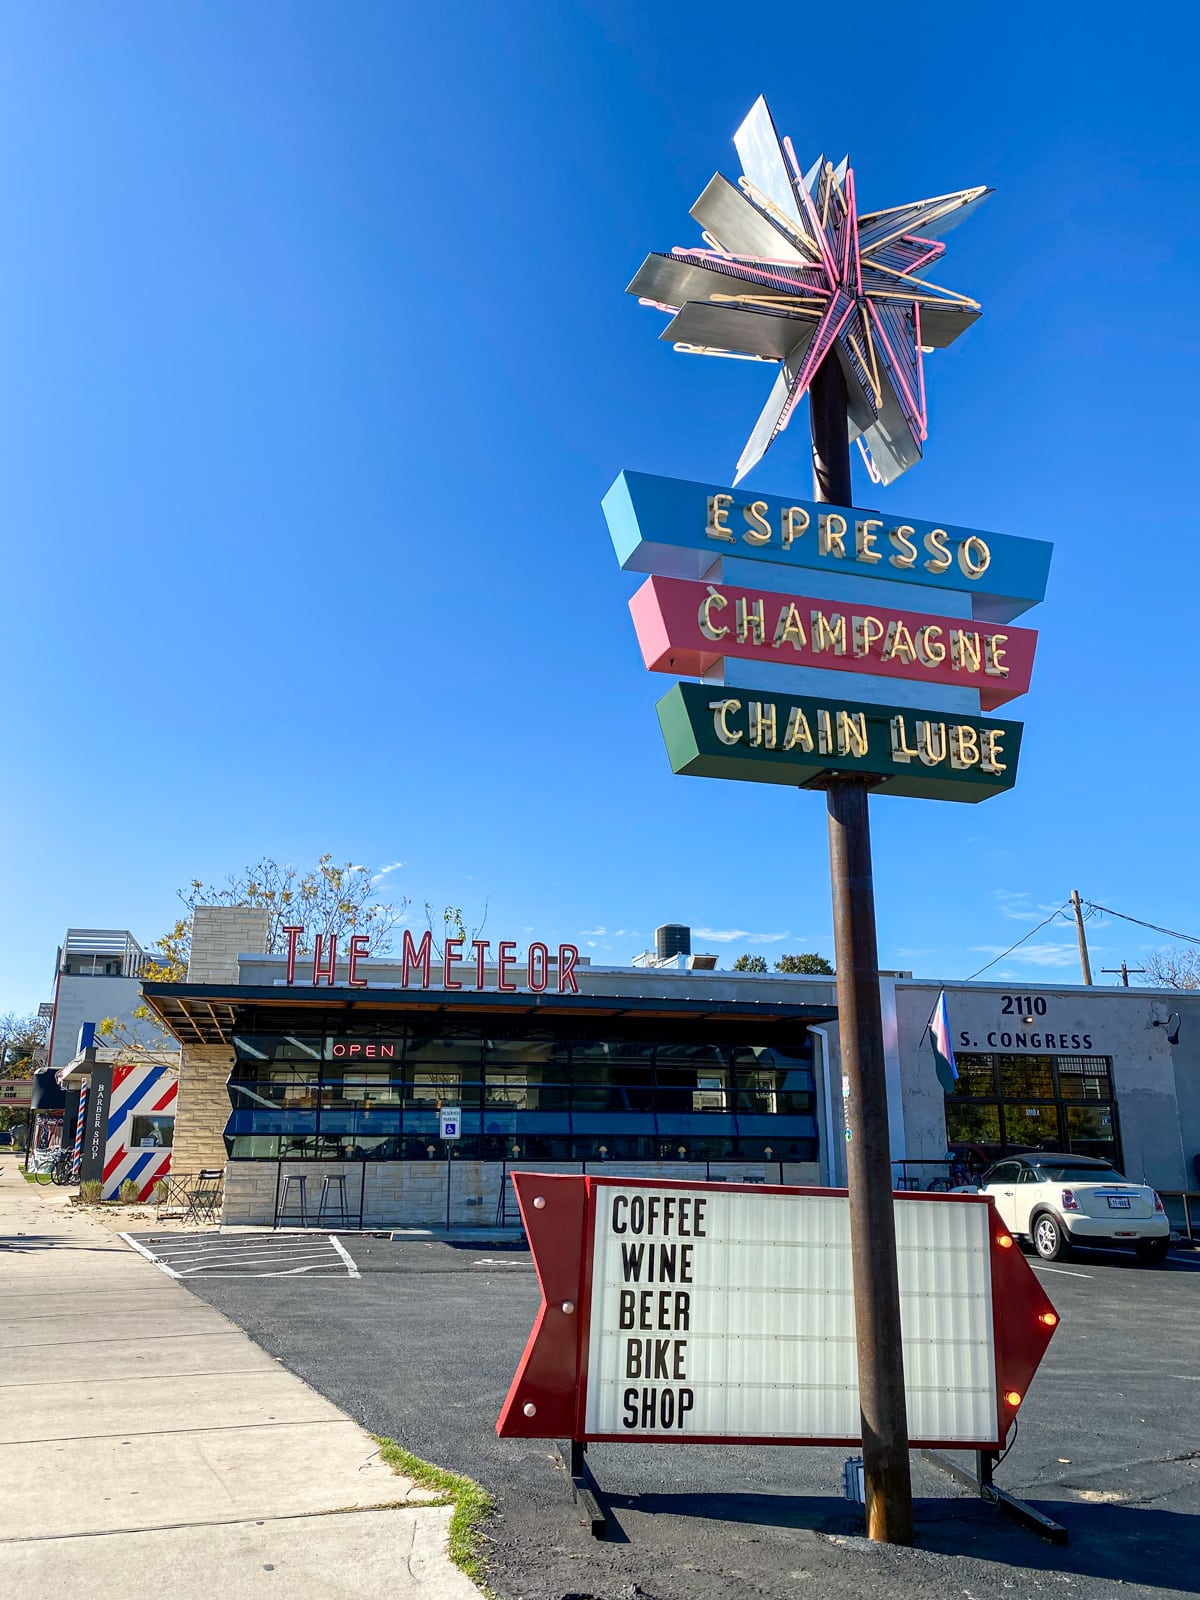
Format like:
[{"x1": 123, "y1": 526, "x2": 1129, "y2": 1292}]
[{"x1": 497, "y1": 1172, "x2": 1057, "y2": 1451}]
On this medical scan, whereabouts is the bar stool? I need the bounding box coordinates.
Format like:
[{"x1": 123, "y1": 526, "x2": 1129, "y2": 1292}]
[
  {"x1": 278, "y1": 1173, "x2": 309, "y2": 1228},
  {"x1": 317, "y1": 1172, "x2": 350, "y2": 1228}
]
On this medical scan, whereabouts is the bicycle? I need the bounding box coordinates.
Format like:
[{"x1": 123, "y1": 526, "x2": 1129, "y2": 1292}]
[{"x1": 38, "y1": 1148, "x2": 77, "y2": 1185}]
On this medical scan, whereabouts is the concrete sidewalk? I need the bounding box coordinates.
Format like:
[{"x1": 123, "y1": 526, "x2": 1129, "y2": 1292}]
[{"x1": 0, "y1": 1156, "x2": 481, "y2": 1596}]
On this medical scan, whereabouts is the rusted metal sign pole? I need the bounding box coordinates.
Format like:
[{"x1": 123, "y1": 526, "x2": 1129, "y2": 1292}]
[{"x1": 811, "y1": 358, "x2": 915, "y2": 1544}]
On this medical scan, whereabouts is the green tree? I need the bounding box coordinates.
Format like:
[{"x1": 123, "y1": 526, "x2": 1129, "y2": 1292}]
[
  {"x1": 0, "y1": 1011, "x2": 47, "y2": 1079},
  {"x1": 102, "y1": 855, "x2": 409, "y2": 1054},
  {"x1": 775, "y1": 953, "x2": 834, "y2": 975},
  {"x1": 142, "y1": 854, "x2": 408, "y2": 981},
  {"x1": 423, "y1": 899, "x2": 489, "y2": 959},
  {"x1": 733, "y1": 954, "x2": 768, "y2": 973}
]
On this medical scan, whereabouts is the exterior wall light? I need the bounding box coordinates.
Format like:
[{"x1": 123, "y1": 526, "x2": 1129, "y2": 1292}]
[{"x1": 1153, "y1": 1011, "x2": 1182, "y2": 1046}]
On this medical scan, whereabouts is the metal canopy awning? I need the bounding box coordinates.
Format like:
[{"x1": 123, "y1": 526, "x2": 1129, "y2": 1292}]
[{"x1": 141, "y1": 983, "x2": 838, "y2": 1047}]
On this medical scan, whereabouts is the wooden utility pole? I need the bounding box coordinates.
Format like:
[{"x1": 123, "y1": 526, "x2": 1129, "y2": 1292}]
[
  {"x1": 1070, "y1": 889, "x2": 1093, "y2": 986},
  {"x1": 811, "y1": 358, "x2": 914, "y2": 1545},
  {"x1": 1101, "y1": 962, "x2": 1144, "y2": 987}
]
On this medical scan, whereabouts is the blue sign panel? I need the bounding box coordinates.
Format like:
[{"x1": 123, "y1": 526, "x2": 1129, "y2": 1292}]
[{"x1": 603, "y1": 471, "x2": 1052, "y2": 624}]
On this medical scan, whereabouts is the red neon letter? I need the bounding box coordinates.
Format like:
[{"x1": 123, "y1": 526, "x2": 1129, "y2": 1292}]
[
  {"x1": 312, "y1": 934, "x2": 337, "y2": 986},
  {"x1": 558, "y1": 943, "x2": 579, "y2": 994},
  {"x1": 444, "y1": 937, "x2": 463, "y2": 990},
  {"x1": 498, "y1": 941, "x2": 518, "y2": 992},
  {"x1": 527, "y1": 942, "x2": 549, "y2": 993},
  {"x1": 283, "y1": 925, "x2": 304, "y2": 985},
  {"x1": 401, "y1": 929, "x2": 433, "y2": 988},
  {"x1": 471, "y1": 940, "x2": 490, "y2": 989},
  {"x1": 347, "y1": 934, "x2": 370, "y2": 989}
]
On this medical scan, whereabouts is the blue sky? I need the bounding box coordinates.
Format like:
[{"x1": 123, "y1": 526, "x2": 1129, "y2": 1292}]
[{"x1": 3, "y1": 1, "x2": 1198, "y2": 1013}]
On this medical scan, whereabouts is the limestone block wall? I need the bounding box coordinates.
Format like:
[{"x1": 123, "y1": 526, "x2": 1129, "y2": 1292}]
[
  {"x1": 221, "y1": 1158, "x2": 823, "y2": 1228},
  {"x1": 187, "y1": 907, "x2": 272, "y2": 983},
  {"x1": 173, "y1": 1043, "x2": 235, "y2": 1173}
]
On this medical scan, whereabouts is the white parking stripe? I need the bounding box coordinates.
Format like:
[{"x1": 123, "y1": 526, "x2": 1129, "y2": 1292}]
[
  {"x1": 329, "y1": 1235, "x2": 361, "y2": 1279},
  {"x1": 123, "y1": 1232, "x2": 359, "y2": 1281},
  {"x1": 175, "y1": 1252, "x2": 337, "y2": 1276},
  {"x1": 1031, "y1": 1263, "x2": 1093, "y2": 1278},
  {"x1": 120, "y1": 1232, "x2": 182, "y2": 1279}
]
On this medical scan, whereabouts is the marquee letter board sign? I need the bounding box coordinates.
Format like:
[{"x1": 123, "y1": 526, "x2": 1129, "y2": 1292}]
[{"x1": 497, "y1": 1173, "x2": 1058, "y2": 1450}]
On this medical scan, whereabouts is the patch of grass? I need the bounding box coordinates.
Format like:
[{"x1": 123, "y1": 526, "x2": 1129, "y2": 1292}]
[
  {"x1": 79, "y1": 1179, "x2": 104, "y2": 1203},
  {"x1": 374, "y1": 1434, "x2": 493, "y2": 1585}
]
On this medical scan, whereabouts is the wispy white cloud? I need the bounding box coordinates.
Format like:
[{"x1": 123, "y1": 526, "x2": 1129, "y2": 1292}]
[
  {"x1": 579, "y1": 926, "x2": 607, "y2": 937},
  {"x1": 693, "y1": 927, "x2": 789, "y2": 945},
  {"x1": 992, "y1": 889, "x2": 1068, "y2": 924},
  {"x1": 371, "y1": 860, "x2": 405, "y2": 885},
  {"x1": 969, "y1": 941, "x2": 1081, "y2": 969}
]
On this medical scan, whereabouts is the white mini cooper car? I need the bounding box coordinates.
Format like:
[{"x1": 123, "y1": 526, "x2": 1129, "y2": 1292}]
[{"x1": 976, "y1": 1151, "x2": 1170, "y2": 1264}]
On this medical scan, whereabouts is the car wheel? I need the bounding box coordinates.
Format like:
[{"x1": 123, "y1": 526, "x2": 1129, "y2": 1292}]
[
  {"x1": 1033, "y1": 1212, "x2": 1071, "y2": 1261},
  {"x1": 1135, "y1": 1239, "x2": 1170, "y2": 1266}
]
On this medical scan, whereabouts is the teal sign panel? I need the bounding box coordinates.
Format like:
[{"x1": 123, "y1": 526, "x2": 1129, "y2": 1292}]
[
  {"x1": 604, "y1": 471, "x2": 1052, "y2": 624},
  {"x1": 657, "y1": 681, "x2": 1022, "y2": 803}
]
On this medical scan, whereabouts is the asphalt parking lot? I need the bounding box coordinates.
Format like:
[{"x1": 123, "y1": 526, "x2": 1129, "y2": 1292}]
[{"x1": 176, "y1": 1235, "x2": 1200, "y2": 1600}]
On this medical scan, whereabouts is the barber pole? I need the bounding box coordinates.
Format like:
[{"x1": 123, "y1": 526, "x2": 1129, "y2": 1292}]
[{"x1": 70, "y1": 1076, "x2": 88, "y2": 1181}]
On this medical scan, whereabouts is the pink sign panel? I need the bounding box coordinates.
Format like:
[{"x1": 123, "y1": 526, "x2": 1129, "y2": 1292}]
[{"x1": 629, "y1": 574, "x2": 1037, "y2": 710}]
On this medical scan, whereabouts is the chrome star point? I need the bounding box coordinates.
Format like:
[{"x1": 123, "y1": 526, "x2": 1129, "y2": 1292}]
[{"x1": 629, "y1": 96, "x2": 991, "y2": 487}]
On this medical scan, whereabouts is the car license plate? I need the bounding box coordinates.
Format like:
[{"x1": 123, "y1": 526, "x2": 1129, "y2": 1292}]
[{"x1": 1107, "y1": 1196, "x2": 1131, "y2": 1209}]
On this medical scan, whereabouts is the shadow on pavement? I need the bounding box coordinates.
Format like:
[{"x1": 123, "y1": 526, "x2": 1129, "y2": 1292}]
[
  {"x1": 920, "y1": 1498, "x2": 1200, "y2": 1592},
  {"x1": 607, "y1": 1489, "x2": 1200, "y2": 1593},
  {"x1": 0, "y1": 1233, "x2": 122, "y2": 1254},
  {"x1": 607, "y1": 1489, "x2": 857, "y2": 1537}
]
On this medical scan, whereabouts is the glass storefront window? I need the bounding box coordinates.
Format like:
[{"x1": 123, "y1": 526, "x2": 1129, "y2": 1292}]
[
  {"x1": 407, "y1": 1070, "x2": 463, "y2": 1105},
  {"x1": 950, "y1": 1056, "x2": 997, "y2": 1098},
  {"x1": 405, "y1": 1031, "x2": 483, "y2": 1066},
  {"x1": 1064, "y1": 1104, "x2": 1118, "y2": 1163},
  {"x1": 1002, "y1": 1103, "x2": 1062, "y2": 1151},
  {"x1": 944, "y1": 1052, "x2": 1119, "y2": 1168},
  {"x1": 224, "y1": 1012, "x2": 825, "y2": 1162},
  {"x1": 999, "y1": 1056, "x2": 1055, "y2": 1100},
  {"x1": 944, "y1": 1101, "x2": 1003, "y2": 1153}
]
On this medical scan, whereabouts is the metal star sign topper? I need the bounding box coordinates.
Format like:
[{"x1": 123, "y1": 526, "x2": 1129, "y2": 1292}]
[{"x1": 629, "y1": 97, "x2": 991, "y2": 487}]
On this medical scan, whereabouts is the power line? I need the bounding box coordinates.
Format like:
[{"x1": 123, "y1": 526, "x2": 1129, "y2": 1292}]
[
  {"x1": 962, "y1": 902, "x2": 1072, "y2": 982},
  {"x1": 1083, "y1": 902, "x2": 1200, "y2": 948}
]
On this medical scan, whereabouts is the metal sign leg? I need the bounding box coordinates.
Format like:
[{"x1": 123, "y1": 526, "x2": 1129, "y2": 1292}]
[
  {"x1": 922, "y1": 1449, "x2": 1068, "y2": 1544},
  {"x1": 557, "y1": 1440, "x2": 608, "y2": 1539}
]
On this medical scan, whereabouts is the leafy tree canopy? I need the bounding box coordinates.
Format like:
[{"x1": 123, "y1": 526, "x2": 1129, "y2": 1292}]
[
  {"x1": 0, "y1": 1011, "x2": 48, "y2": 1079},
  {"x1": 775, "y1": 952, "x2": 834, "y2": 975},
  {"x1": 143, "y1": 855, "x2": 408, "y2": 981},
  {"x1": 733, "y1": 954, "x2": 768, "y2": 972}
]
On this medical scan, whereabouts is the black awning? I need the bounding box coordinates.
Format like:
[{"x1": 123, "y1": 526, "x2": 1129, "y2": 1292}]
[{"x1": 141, "y1": 982, "x2": 838, "y2": 1047}]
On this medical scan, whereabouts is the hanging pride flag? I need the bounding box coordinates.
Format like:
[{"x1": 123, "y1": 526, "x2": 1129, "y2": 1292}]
[{"x1": 929, "y1": 991, "x2": 958, "y2": 1093}]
